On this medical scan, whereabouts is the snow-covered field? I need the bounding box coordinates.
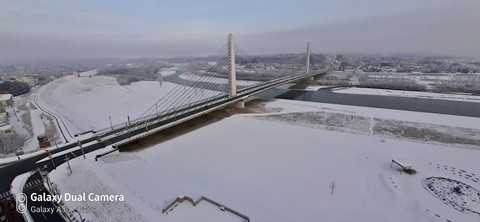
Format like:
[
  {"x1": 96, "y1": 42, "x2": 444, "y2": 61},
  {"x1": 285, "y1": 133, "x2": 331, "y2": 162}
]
[
  {"x1": 48, "y1": 99, "x2": 480, "y2": 222},
  {"x1": 333, "y1": 87, "x2": 480, "y2": 103},
  {"x1": 34, "y1": 72, "x2": 222, "y2": 136},
  {"x1": 159, "y1": 67, "x2": 177, "y2": 77},
  {"x1": 2, "y1": 68, "x2": 253, "y2": 157},
  {"x1": 35, "y1": 75, "x2": 174, "y2": 135}
]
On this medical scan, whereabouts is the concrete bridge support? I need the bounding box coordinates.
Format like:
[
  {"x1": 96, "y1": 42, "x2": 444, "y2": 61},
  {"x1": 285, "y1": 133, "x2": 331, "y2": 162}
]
[
  {"x1": 228, "y1": 34, "x2": 244, "y2": 109},
  {"x1": 305, "y1": 42, "x2": 314, "y2": 81},
  {"x1": 228, "y1": 34, "x2": 237, "y2": 98},
  {"x1": 234, "y1": 101, "x2": 245, "y2": 108}
]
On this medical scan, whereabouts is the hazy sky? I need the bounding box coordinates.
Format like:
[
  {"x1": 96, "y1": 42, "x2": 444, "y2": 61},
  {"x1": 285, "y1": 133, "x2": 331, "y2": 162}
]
[{"x1": 1, "y1": 0, "x2": 479, "y2": 64}]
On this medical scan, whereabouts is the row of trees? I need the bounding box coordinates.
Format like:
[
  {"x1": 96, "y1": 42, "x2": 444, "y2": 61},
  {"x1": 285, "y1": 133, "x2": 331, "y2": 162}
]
[
  {"x1": 319, "y1": 71, "x2": 480, "y2": 94},
  {"x1": 0, "y1": 81, "x2": 30, "y2": 96},
  {"x1": 97, "y1": 63, "x2": 174, "y2": 85},
  {"x1": 433, "y1": 75, "x2": 480, "y2": 94}
]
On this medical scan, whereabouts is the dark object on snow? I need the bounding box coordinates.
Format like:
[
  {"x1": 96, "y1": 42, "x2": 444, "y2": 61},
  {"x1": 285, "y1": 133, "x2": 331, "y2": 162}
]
[
  {"x1": 453, "y1": 186, "x2": 463, "y2": 195},
  {"x1": 37, "y1": 134, "x2": 51, "y2": 148},
  {"x1": 391, "y1": 159, "x2": 417, "y2": 174}
]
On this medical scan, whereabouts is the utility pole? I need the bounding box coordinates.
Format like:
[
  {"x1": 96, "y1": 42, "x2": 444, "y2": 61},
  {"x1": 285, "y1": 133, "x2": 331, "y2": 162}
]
[
  {"x1": 51, "y1": 158, "x2": 56, "y2": 169},
  {"x1": 228, "y1": 33, "x2": 237, "y2": 98},
  {"x1": 64, "y1": 155, "x2": 72, "y2": 174},
  {"x1": 77, "y1": 140, "x2": 85, "y2": 159},
  {"x1": 109, "y1": 115, "x2": 113, "y2": 130},
  {"x1": 127, "y1": 115, "x2": 131, "y2": 138},
  {"x1": 47, "y1": 149, "x2": 56, "y2": 169},
  {"x1": 306, "y1": 42, "x2": 311, "y2": 75}
]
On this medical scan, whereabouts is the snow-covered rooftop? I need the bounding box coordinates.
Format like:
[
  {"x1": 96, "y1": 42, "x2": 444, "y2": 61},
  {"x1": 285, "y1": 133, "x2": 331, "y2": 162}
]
[
  {"x1": 0, "y1": 124, "x2": 13, "y2": 131},
  {"x1": 0, "y1": 94, "x2": 12, "y2": 101}
]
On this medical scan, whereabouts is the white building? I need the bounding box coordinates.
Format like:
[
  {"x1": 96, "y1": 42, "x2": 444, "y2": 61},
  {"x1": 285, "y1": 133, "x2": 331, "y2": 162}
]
[
  {"x1": 0, "y1": 122, "x2": 15, "y2": 136},
  {"x1": 0, "y1": 94, "x2": 13, "y2": 108}
]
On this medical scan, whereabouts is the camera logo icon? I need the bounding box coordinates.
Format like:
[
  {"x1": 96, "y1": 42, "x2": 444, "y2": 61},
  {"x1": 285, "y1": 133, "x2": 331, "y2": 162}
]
[{"x1": 16, "y1": 193, "x2": 27, "y2": 213}]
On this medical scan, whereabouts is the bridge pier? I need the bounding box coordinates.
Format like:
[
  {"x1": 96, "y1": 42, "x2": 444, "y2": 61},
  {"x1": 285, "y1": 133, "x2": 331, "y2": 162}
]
[{"x1": 234, "y1": 101, "x2": 245, "y2": 108}]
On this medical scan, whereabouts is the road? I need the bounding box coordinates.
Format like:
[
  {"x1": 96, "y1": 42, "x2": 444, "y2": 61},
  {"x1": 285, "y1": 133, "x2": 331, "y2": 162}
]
[{"x1": 22, "y1": 172, "x2": 65, "y2": 222}]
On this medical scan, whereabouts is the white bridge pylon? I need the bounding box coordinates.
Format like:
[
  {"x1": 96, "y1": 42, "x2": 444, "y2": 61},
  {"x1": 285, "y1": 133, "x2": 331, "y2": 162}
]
[
  {"x1": 227, "y1": 34, "x2": 312, "y2": 101},
  {"x1": 228, "y1": 34, "x2": 245, "y2": 108},
  {"x1": 228, "y1": 33, "x2": 237, "y2": 98},
  {"x1": 306, "y1": 41, "x2": 314, "y2": 80}
]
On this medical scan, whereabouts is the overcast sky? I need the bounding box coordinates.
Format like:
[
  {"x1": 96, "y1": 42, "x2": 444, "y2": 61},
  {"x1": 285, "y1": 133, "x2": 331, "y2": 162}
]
[{"x1": 1, "y1": 0, "x2": 479, "y2": 64}]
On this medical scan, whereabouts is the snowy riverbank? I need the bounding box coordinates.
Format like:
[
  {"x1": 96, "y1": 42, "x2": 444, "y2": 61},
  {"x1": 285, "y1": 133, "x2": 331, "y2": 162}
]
[{"x1": 47, "y1": 99, "x2": 480, "y2": 222}]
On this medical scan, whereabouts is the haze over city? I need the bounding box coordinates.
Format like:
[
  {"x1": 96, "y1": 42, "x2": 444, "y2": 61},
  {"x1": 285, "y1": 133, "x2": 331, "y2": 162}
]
[{"x1": 1, "y1": 0, "x2": 479, "y2": 65}]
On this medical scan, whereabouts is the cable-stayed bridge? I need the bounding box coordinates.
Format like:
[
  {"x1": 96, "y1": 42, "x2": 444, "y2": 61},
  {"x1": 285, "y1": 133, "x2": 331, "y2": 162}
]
[
  {"x1": 37, "y1": 34, "x2": 325, "y2": 168},
  {"x1": 0, "y1": 35, "x2": 325, "y2": 201},
  {"x1": 90, "y1": 34, "x2": 322, "y2": 144}
]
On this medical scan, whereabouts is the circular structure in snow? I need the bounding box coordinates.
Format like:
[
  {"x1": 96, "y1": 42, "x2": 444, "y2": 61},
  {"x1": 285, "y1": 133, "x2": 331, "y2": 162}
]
[{"x1": 423, "y1": 177, "x2": 480, "y2": 215}]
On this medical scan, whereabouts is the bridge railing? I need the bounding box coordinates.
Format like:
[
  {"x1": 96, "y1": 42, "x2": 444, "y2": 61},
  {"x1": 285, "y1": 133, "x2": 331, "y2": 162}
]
[
  {"x1": 94, "y1": 71, "x2": 313, "y2": 138},
  {"x1": 101, "y1": 94, "x2": 234, "y2": 144},
  {"x1": 107, "y1": 72, "x2": 314, "y2": 147},
  {"x1": 94, "y1": 92, "x2": 226, "y2": 135},
  {"x1": 96, "y1": 93, "x2": 230, "y2": 139}
]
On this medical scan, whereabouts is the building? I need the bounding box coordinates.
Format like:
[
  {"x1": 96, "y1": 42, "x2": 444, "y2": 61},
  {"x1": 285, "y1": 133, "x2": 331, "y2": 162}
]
[
  {"x1": 0, "y1": 108, "x2": 7, "y2": 121},
  {"x1": 0, "y1": 94, "x2": 13, "y2": 109},
  {"x1": 0, "y1": 122, "x2": 15, "y2": 136},
  {"x1": 336, "y1": 54, "x2": 343, "y2": 61}
]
